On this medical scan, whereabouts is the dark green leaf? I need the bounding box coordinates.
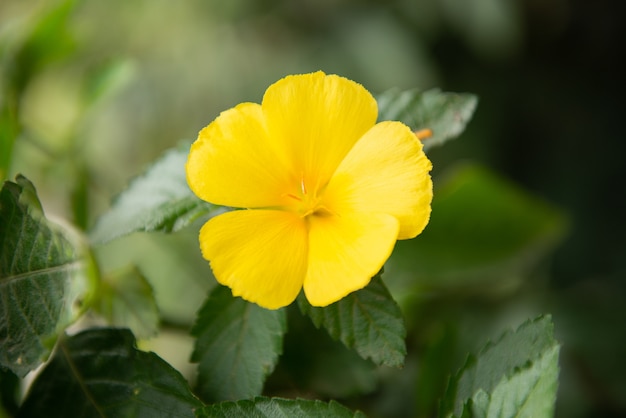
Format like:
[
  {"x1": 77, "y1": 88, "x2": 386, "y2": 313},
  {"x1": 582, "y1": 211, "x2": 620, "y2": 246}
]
[
  {"x1": 440, "y1": 315, "x2": 561, "y2": 418},
  {"x1": 377, "y1": 88, "x2": 478, "y2": 151},
  {"x1": 18, "y1": 328, "x2": 202, "y2": 418},
  {"x1": 268, "y1": 307, "x2": 377, "y2": 399},
  {"x1": 388, "y1": 164, "x2": 567, "y2": 293},
  {"x1": 0, "y1": 368, "x2": 19, "y2": 417},
  {"x1": 196, "y1": 397, "x2": 366, "y2": 418},
  {"x1": 0, "y1": 175, "x2": 97, "y2": 377},
  {"x1": 298, "y1": 276, "x2": 406, "y2": 368},
  {"x1": 90, "y1": 144, "x2": 221, "y2": 244},
  {"x1": 92, "y1": 266, "x2": 159, "y2": 338},
  {"x1": 191, "y1": 286, "x2": 287, "y2": 402}
]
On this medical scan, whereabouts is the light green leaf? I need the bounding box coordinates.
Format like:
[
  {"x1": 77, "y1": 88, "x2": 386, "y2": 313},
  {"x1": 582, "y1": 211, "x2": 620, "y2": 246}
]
[
  {"x1": 0, "y1": 175, "x2": 97, "y2": 377},
  {"x1": 191, "y1": 286, "x2": 287, "y2": 402},
  {"x1": 376, "y1": 88, "x2": 478, "y2": 151},
  {"x1": 17, "y1": 328, "x2": 202, "y2": 418},
  {"x1": 0, "y1": 99, "x2": 19, "y2": 182},
  {"x1": 298, "y1": 275, "x2": 406, "y2": 368},
  {"x1": 440, "y1": 315, "x2": 561, "y2": 418},
  {"x1": 196, "y1": 397, "x2": 366, "y2": 418},
  {"x1": 92, "y1": 266, "x2": 159, "y2": 339},
  {"x1": 388, "y1": 164, "x2": 567, "y2": 293},
  {"x1": 90, "y1": 144, "x2": 222, "y2": 244}
]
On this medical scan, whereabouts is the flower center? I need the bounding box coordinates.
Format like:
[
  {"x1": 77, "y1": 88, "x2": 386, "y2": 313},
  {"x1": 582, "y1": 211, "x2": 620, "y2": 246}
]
[{"x1": 285, "y1": 178, "x2": 332, "y2": 218}]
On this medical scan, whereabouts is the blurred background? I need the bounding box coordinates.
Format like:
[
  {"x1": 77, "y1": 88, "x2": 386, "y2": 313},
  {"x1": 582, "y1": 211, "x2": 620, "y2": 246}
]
[{"x1": 1, "y1": 1, "x2": 624, "y2": 417}]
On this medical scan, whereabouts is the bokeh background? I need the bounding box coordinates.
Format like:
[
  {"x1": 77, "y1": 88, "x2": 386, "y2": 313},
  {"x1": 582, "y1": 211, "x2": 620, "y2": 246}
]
[{"x1": 1, "y1": 1, "x2": 624, "y2": 417}]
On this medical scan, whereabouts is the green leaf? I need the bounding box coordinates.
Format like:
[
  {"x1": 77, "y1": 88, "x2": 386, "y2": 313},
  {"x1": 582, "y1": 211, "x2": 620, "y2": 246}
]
[
  {"x1": 0, "y1": 176, "x2": 97, "y2": 377},
  {"x1": 4, "y1": 0, "x2": 76, "y2": 93},
  {"x1": 0, "y1": 368, "x2": 19, "y2": 417},
  {"x1": 268, "y1": 307, "x2": 378, "y2": 398},
  {"x1": 94, "y1": 230, "x2": 214, "y2": 326},
  {"x1": 0, "y1": 97, "x2": 19, "y2": 182},
  {"x1": 388, "y1": 164, "x2": 567, "y2": 293},
  {"x1": 298, "y1": 275, "x2": 406, "y2": 368},
  {"x1": 191, "y1": 286, "x2": 287, "y2": 402},
  {"x1": 440, "y1": 315, "x2": 561, "y2": 418},
  {"x1": 196, "y1": 397, "x2": 366, "y2": 418},
  {"x1": 376, "y1": 88, "x2": 478, "y2": 151},
  {"x1": 17, "y1": 328, "x2": 202, "y2": 418},
  {"x1": 92, "y1": 266, "x2": 159, "y2": 339},
  {"x1": 90, "y1": 144, "x2": 222, "y2": 244}
]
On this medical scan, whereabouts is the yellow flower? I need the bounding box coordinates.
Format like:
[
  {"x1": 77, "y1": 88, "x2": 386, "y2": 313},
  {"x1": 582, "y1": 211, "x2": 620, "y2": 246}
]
[{"x1": 186, "y1": 71, "x2": 432, "y2": 309}]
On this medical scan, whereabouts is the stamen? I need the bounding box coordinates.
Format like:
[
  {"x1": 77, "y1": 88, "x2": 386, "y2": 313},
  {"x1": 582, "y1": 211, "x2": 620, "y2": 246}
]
[
  {"x1": 300, "y1": 177, "x2": 307, "y2": 195},
  {"x1": 285, "y1": 193, "x2": 302, "y2": 201}
]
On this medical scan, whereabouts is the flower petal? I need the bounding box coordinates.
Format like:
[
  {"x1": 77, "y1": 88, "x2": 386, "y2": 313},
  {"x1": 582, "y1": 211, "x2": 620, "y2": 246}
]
[
  {"x1": 303, "y1": 212, "x2": 399, "y2": 307},
  {"x1": 186, "y1": 103, "x2": 292, "y2": 208},
  {"x1": 325, "y1": 121, "x2": 433, "y2": 240},
  {"x1": 262, "y1": 71, "x2": 378, "y2": 193},
  {"x1": 199, "y1": 210, "x2": 308, "y2": 309}
]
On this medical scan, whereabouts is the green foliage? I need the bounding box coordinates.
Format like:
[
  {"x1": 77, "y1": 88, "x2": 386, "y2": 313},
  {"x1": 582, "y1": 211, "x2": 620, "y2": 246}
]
[
  {"x1": 440, "y1": 316, "x2": 560, "y2": 418},
  {"x1": 0, "y1": 102, "x2": 19, "y2": 182},
  {"x1": 3, "y1": 0, "x2": 76, "y2": 93},
  {"x1": 0, "y1": 9, "x2": 570, "y2": 413},
  {"x1": 0, "y1": 368, "x2": 19, "y2": 417},
  {"x1": 191, "y1": 286, "x2": 287, "y2": 402},
  {"x1": 377, "y1": 88, "x2": 478, "y2": 151},
  {"x1": 298, "y1": 275, "x2": 406, "y2": 368},
  {"x1": 90, "y1": 144, "x2": 219, "y2": 244},
  {"x1": 196, "y1": 397, "x2": 366, "y2": 418},
  {"x1": 390, "y1": 164, "x2": 567, "y2": 292},
  {"x1": 0, "y1": 0, "x2": 76, "y2": 180},
  {"x1": 0, "y1": 176, "x2": 97, "y2": 377},
  {"x1": 91, "y1": 266, "x2": 159, "y2": 339},
  {"x1": 18, "y1": 328, "x2": 202, "y2": 418}
]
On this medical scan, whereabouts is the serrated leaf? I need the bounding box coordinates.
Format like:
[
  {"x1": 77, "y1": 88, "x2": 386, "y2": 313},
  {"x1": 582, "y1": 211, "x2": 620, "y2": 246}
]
[
  {"x1": 17, "y1": 328, "x2": 202, "y2": 418},
  {"x1": 298, "y1": 276, "x2": 406, "y2": 368},
  {"x1": 92, "y1": 266, "x2": 159, "y2": 339},
  {"x1": 0, "y1": 176, "x2": 97, "y2": 377},
  {"x1": 90, "y1": 144, "x2": 222, "y2": 244},
  {"x1": 196, "y1": 397, "x2": 366, "y2": 418},
  {"x1": 440, "y1": 315, "x2": 561, "y2": 418},
  {"x1": 377, "y1": 88, "x2": 478, "y2": 151},
  {"x1": 191, "y1": 286, "x2": 287, "y2": 402}
]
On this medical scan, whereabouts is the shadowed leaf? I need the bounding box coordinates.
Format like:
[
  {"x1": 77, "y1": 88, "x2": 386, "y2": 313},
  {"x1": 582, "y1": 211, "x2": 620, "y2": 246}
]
[
  {"x1": 18, "y1": 328, "x2": 202, "y2": 418},
  {"x1": 92, "y1": 266, "x2": 159, "y2": 338},
  {"x1": 298, "y1": 275, "x2": 406, "y2": 368}
]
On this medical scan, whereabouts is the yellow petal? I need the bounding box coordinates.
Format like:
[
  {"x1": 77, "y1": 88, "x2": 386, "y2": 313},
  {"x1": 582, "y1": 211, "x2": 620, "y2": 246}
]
[
  {"x1": 303, "y1": 212, "x2": 399, "y2": 307},
  {"x1": 186, "y1": 102, "x2": 292, "y2": 208},
  {"x1": 324, "y1": 121, "x2": 433, "y2": 240},
  {"x1": 199, "y1": 210, "x2": 308, "y2": 309},
  {"x1": 262, "y1": 71, "x2": 378, "y2": 193}
]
